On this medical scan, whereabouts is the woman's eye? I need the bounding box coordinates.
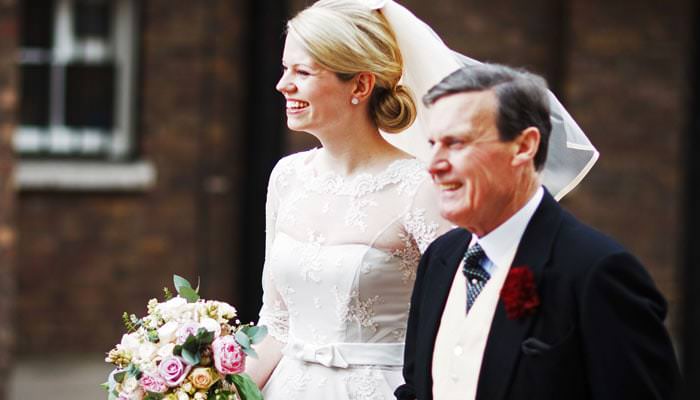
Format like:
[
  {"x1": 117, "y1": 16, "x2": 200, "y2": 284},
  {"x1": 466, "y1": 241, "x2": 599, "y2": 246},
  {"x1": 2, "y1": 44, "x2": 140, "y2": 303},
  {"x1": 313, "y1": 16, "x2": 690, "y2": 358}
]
[{"x1": 297, "y1": 69, "x2": 311, "y2": 76}]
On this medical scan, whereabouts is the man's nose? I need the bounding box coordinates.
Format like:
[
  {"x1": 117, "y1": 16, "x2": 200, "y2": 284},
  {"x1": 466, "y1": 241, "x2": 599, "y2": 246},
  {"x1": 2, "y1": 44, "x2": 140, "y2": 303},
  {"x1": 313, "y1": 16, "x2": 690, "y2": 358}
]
[{"x1": 428, "y1": 158, "x2": 450, "y2": 176}]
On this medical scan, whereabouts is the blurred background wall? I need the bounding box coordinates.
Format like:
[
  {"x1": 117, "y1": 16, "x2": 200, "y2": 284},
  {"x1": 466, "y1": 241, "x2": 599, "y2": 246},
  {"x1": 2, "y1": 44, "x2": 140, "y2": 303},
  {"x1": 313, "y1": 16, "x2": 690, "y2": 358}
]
[{"x1": 0, "y1": 0, "x2": 696, "y2": 398}]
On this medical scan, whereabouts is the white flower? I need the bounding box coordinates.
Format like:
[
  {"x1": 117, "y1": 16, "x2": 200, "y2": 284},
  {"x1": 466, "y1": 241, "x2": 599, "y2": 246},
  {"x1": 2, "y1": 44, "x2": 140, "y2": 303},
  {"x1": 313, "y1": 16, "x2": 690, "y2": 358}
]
[
  {"x1": 158, "y1": 297, "x2": 188, "y2": 320},
  {"x1": 217, "y1": 302, "x2": 237, "y2": 320},
  {"x1": 120, "y1": 333, "x2": 140, "y2": 353},
  {"x1": 199, "y1": 317, "x2": 221, "y2": 337},
  {"x1": 176, "y1": 391, "x2": 190, "y2": 400},
  {"x1": 136, "y1": 342, "x2": 158, "y2": 362},
  {"x1": 158, "y1": 321, "x2": 179, "y2": 343},
  {"x1": 157, "y1": 343, "x2": 176, "y2": 360},
  {"x1": 121, "y1": 375, "x2": 139, "y2": 393}
]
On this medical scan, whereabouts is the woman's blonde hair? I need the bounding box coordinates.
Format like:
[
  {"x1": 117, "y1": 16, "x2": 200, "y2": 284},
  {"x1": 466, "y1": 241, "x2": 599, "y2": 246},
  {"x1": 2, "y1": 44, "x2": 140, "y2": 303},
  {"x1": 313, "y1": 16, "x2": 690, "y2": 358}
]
[{"x1": 288, "y1": 0, "x2": 416, "y2": 133}]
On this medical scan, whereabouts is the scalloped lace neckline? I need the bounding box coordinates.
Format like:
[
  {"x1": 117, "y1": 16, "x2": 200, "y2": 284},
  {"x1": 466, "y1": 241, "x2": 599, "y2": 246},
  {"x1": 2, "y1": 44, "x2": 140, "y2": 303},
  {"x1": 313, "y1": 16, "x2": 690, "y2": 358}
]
[{"x1": 295, "y1": 148, "x2": 426, "y2": 196}]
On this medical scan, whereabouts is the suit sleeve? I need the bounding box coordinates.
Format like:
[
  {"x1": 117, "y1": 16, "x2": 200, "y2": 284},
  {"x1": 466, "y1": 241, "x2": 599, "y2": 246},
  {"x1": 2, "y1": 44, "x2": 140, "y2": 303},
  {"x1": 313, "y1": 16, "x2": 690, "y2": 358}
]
[
  {"x1": 580, "y1": 252, "x2": 680, "y2": 399},
  {"x1": 395, "y1": 242, "x2": 434, "y2": 400}
]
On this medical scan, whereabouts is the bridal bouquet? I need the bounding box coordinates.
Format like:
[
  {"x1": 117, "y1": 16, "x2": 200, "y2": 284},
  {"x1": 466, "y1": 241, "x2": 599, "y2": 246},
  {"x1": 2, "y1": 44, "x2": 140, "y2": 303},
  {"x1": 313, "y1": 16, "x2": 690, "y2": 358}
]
[{"x1": 104, "y1": 275, "x2": 266, "y2": 400}]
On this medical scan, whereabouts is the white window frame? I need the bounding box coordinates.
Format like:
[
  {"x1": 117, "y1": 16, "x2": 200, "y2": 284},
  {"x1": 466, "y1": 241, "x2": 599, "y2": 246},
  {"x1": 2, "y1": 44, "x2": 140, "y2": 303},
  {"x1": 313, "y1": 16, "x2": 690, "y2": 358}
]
[{"x1": 15, "y1": 0, "x2": 155, "y2": 190}]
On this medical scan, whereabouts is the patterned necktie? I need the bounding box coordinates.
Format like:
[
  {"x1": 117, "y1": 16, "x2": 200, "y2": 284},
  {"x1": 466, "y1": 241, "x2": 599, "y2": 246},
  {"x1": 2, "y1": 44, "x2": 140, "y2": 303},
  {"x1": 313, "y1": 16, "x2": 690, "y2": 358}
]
[{"x1": 463, "y1": 243, "x2": 490, "y2": 313}]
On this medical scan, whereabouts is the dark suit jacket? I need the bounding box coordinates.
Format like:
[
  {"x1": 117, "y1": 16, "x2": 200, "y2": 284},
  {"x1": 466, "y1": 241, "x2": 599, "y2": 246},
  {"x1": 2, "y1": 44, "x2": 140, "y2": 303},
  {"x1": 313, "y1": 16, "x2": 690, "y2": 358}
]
[{"x1": 395, "y1": 190, "x2": 680, "y2": 400}]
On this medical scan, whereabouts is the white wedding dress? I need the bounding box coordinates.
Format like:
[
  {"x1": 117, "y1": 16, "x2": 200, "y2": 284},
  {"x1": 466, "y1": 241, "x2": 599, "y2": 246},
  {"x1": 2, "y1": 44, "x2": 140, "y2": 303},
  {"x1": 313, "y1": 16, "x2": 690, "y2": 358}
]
[{"x1": 258, "y1": 148, "x2": 448, "y2": 399}]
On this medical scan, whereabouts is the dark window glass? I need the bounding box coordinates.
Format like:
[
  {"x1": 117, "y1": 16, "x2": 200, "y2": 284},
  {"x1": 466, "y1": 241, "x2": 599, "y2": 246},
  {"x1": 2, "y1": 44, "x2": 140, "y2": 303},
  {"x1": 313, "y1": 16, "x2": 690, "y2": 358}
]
[
  {"x1": 20, "y1": 0, "x2": 55, "y2": 49},
  {"x1": 19, "y1": 64, "x2": 51, "y2": 126},
  {"x1": 74, "y1": 0, "x2": 112, "y2": 39},
  {"x1": 65, "y1": 63, "x2": 115, "y2": 129}
]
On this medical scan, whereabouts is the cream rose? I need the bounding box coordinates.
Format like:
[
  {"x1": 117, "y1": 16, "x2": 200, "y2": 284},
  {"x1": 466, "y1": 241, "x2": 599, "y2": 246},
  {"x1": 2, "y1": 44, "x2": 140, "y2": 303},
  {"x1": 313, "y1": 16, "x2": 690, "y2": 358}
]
[{"x1": 189, "y1": 367, "x2": 218, "y2": 390}]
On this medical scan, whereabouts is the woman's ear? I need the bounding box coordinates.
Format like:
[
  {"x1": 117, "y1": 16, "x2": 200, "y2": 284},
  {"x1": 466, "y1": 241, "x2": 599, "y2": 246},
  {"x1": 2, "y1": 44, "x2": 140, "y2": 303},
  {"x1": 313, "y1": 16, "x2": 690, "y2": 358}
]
[
  {"x1": 352, "y1": 71, "x2": 375, "y2": 102},
  {"x1": 511, "y1": 127, "x2": 540, "y2": 167}
]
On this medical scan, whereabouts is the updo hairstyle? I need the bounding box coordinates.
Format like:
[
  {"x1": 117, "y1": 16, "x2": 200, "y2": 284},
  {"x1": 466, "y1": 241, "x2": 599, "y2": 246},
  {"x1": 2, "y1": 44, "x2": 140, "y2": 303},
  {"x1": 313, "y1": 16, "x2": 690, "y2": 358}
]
[{"x1": 287, "y1": 0, "x2": 416, "y2": 133}]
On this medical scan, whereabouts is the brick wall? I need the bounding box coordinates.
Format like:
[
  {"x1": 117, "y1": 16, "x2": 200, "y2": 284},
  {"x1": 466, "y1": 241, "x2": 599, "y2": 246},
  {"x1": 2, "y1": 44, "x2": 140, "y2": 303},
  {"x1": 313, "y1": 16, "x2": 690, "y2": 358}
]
[
  {"x1": 0, "y1": 0, "x2": 16, "y2": 394},
  {"x1": 16, "y1": 0, "x2": 249, "y2": 354}
]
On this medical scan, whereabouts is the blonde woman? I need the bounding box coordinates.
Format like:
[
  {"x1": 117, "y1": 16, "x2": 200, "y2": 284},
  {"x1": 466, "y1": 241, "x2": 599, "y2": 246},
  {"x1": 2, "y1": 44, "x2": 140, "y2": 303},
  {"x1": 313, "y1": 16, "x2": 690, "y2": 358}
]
[
  {"x1": 245, "y1": 1, "x2": 598, "y2": 399},
  {"x1": 245, "y1": 1, "x2": 450, "y2": 398}
]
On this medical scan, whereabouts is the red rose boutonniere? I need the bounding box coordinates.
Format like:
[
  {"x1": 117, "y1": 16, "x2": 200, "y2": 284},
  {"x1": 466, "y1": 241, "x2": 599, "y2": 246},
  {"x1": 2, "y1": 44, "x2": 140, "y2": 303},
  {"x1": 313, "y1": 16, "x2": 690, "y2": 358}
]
[{"x1": 500, "y1": 266, "x2": 540, "y2": 320}]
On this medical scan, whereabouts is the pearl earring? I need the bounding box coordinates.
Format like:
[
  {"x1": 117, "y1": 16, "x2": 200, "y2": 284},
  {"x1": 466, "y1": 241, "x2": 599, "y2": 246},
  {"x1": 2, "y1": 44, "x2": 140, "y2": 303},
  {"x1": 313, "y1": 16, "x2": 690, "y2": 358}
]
[{"x1": 351, "y1": 97, "x2": 359, "y2": 105}]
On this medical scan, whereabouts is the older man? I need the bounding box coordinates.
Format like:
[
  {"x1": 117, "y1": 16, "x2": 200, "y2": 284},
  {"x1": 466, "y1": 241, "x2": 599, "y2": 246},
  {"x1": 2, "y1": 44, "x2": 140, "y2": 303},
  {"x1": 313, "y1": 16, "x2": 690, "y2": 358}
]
[{"x1": 395, "y1": 64, "x2": 680, "y2": 400}]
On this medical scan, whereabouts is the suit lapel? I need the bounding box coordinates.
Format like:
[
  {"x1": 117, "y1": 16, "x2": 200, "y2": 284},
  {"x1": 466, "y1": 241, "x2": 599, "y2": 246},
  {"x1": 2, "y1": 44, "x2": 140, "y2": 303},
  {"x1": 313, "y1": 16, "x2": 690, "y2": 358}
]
[{"x1": 476, "y1": 191, "x2": 564, "y2": 400}]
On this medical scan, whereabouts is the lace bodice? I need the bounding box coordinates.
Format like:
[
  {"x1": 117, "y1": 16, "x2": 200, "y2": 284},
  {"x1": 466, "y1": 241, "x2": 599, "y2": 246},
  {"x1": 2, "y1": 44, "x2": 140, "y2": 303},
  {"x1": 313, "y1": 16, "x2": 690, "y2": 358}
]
[{"x1": 258, "y1": 148, "x2": 449, "y2": 346}]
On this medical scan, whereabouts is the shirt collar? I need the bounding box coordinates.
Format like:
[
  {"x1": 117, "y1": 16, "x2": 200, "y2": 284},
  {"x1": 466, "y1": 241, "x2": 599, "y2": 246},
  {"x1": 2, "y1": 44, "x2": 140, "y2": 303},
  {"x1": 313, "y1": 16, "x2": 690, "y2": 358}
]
[{"x1": 470, "y1": 186, "x2": 544, "y2": 270}]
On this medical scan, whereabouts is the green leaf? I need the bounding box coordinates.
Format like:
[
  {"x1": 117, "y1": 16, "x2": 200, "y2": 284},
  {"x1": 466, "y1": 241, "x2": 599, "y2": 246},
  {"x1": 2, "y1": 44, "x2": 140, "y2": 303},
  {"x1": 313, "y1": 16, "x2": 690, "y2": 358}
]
[
  {"x1": 235, "y1": 330, "x2": 251, "y2": 349},
  {"x1": 242, "y1": 346, "x2": 259, "y2": 359},
  {"x1": 197, "y1": 328, "x2": 215, "y2": 344},
  {"x1": 242, "y1": 325, "x2": 268, "y2": 345},
  {"x1": 113, "y1": 370, "x2": 126, "y2": 383},
  {"x1": 183, "y1": 333, "x2": 200, "y2": 353},
  {"x1": 182, "y1": 347, "x2": 200, "y2": 365},
  {"x1": 179, "y1": 286, "x2": 200, "y2": 303},
  {"x1": 229, "y1": 373, "x2": 264, "y2": 400},
  {"x1": 146, "y1": 329, "x2": 159, "y2": 343},
  {"x1": 173, "y1": 274, "x2": 193, "y2": 292},
  {"x1": 173, "y1": 344, "x2": 183, "y2": 356},
  {"x1": 126, "y1": 363, "x2": 142, "y2": 379},
  {"x1": 100, "y1": 382, "x2": 110, "y2": 392}
]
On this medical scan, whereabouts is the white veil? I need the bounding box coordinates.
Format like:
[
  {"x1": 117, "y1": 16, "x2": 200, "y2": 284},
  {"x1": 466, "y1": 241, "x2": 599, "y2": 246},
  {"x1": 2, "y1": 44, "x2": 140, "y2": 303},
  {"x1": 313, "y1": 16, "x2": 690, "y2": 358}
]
[{"x1": 370, "y1": 0, "x2": 599, "y2": 200}]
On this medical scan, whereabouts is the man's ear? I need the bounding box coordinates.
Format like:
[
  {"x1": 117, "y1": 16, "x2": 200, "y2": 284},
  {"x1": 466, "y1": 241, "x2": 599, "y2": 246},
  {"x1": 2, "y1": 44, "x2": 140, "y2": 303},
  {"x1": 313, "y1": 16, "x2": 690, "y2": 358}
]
[
  {"x1": 352, "y1": 71, "x2": 375, "y2": 102},
  {"x1": 511, "y1": 127, "x2": 540, "y2": 167}
]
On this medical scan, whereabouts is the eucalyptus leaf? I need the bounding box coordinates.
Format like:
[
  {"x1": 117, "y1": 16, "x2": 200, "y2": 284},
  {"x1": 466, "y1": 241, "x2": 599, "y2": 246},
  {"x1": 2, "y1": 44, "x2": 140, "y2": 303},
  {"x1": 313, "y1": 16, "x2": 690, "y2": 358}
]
[
  {"x1": 173, "y1": 274, "x2": 192, "y2": 292},
  {"x1": 242, "y1": 346, "x2": 259, "y2": 359},
  {"x1": 229, "y1": 373, "x2": 264, "y2": 400},
  {"x1": 182, "y1": 347, "x2": 200, "y2": 365},
  {"x1": 244, "y1": 325, "x2": 268, "y2": 344},
  {"x1": 235, "y1": 330, "x2": 251, "y2": 349},
  {"x1": 179, "y1": 286, "x2": 200, "y2": 303}
]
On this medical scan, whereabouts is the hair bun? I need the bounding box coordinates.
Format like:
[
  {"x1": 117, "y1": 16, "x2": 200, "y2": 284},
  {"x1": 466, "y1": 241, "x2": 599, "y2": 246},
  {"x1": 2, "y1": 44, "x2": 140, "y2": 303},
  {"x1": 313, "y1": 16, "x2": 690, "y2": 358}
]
[{"x1": 372, "y1": 84, "x2": 417, "y2": 133}]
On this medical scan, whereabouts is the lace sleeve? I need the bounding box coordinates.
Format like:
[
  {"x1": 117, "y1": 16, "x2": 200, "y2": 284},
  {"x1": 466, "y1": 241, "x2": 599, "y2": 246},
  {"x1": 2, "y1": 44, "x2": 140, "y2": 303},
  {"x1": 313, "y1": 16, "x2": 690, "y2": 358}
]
[
  {"x1": 403, "y1": 175, "x2": 453, "y2": 253},
  {"x1": 257, "y1": 160, "x2": 289, "y2": 343}
]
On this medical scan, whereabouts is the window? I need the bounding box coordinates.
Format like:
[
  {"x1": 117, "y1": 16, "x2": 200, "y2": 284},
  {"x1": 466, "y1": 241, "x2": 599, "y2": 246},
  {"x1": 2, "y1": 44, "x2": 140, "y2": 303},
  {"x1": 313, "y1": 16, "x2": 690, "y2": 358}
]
[{"x1": 16, "y1": 0, "x2": 137, "y2": 160}]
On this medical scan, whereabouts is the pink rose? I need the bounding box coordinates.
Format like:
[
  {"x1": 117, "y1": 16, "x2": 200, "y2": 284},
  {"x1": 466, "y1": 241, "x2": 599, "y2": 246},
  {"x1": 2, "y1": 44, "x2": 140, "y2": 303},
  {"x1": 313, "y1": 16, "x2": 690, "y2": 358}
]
[
  {"x1": 176, "y1": 322, "x2": 201, "y2": 344},
  {"x1": 139, "y1": 372, "x2": 168, "y2": 393},
  {"x1": 158, "y1": 356, "x2": 192, "y2": 387},
  {"x1": 211, "y1": 335, "x2": 245, "y2": 375}
]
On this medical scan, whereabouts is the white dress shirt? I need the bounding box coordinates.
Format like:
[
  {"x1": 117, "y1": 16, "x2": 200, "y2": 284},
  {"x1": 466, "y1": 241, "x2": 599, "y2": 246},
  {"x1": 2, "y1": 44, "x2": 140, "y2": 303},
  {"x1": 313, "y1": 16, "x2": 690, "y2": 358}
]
[{"x1": 432, "y1": 187, "x2": 544, "y2": 400}]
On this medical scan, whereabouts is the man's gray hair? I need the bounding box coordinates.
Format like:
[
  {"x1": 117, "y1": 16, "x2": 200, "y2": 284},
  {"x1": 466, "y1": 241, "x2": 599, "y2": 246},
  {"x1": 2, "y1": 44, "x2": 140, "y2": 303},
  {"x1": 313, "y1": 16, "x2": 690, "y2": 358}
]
[{"x1": 423, "y1": 63, "x2": 552, "y2": 170}]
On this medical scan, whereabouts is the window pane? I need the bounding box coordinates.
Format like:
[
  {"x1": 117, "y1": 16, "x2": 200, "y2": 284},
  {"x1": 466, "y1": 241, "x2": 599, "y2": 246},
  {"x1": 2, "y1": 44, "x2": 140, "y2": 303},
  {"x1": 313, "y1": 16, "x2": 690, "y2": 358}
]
[
  {"x1": 65, "y1": 63, "x2": 115, "y2": 129},
  {"x1": 74, "y1": 0, "x2": 112, "y2": 40},
  {"x1": 20, "y1": 0, "x2": 55, "y2": 49},
  {"x1": 19, "y1": 64, "x2": 51, "y2": 126}
]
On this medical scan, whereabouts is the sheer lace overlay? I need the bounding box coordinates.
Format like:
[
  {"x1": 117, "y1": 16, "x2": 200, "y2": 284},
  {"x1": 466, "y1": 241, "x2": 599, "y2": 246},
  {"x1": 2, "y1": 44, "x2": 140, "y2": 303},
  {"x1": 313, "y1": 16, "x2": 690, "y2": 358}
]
[{"x1": 258, "y1": 149, "x2": 449, "y2": 399}]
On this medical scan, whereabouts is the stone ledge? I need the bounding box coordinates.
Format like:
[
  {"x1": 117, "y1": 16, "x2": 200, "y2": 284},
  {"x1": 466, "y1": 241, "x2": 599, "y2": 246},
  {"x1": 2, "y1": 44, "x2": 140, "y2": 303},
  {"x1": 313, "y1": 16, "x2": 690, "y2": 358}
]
[{"x1": 15, "y1": 160, "x2": 156, "y2": 191}]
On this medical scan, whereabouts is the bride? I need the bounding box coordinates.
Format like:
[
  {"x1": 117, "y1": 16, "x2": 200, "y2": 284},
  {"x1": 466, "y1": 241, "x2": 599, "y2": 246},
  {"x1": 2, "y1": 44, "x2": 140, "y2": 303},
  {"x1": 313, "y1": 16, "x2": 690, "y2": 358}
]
[{"x1": 245, "y1": 1, "x2": 598, "y2": 399}]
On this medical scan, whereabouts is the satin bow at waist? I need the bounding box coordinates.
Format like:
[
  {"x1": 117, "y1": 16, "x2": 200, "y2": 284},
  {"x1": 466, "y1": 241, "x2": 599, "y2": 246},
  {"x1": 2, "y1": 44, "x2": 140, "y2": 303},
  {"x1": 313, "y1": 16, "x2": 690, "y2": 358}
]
[{"x1": 282, "y1": 337, "x2": 405, "y2": 368}]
